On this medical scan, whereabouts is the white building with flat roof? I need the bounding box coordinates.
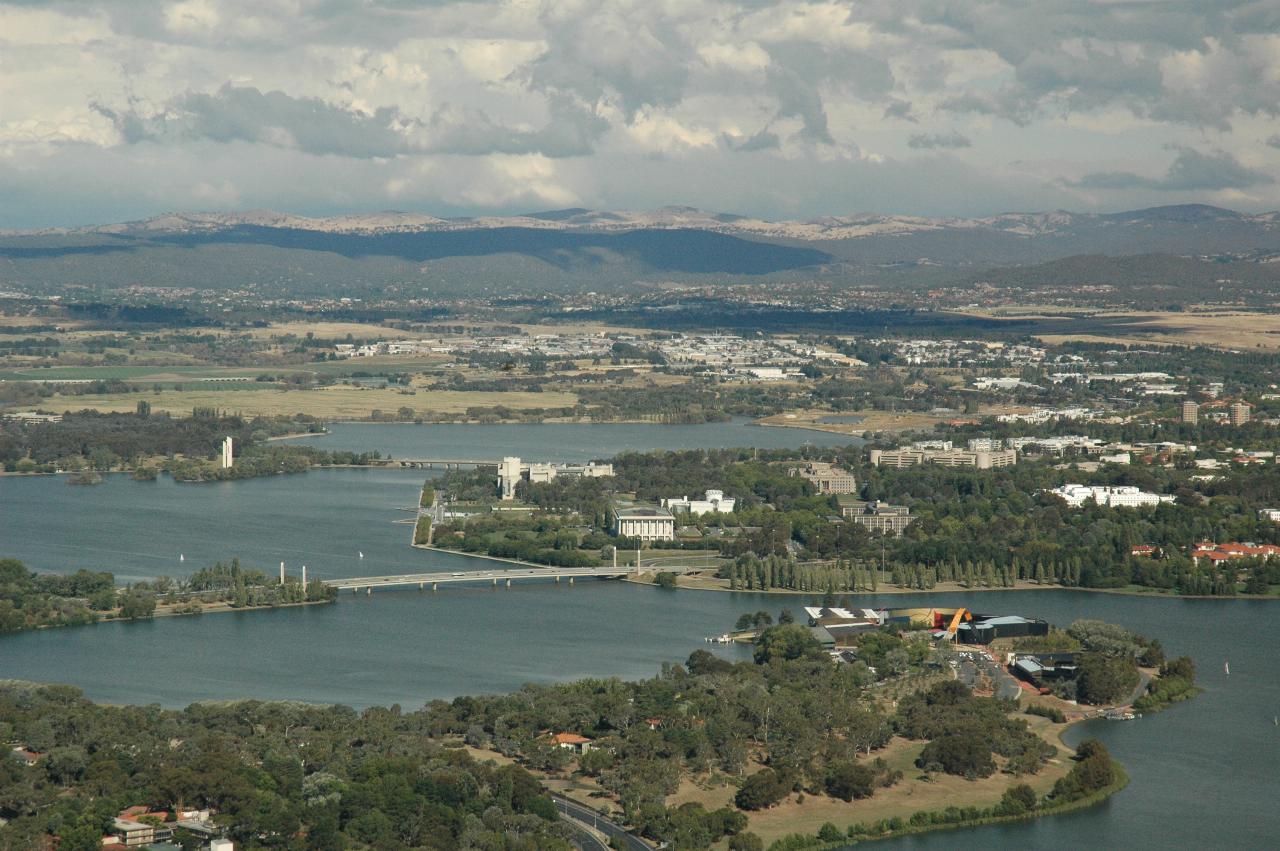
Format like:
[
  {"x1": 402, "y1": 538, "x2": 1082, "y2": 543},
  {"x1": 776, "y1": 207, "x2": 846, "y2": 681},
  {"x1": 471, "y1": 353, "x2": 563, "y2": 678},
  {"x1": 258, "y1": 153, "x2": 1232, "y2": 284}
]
[
  {"x1": 662, "y1": 489, "x2": 735, "y2": 516},
  {"x1": 1048, "y1": 484, "x2": 1174, "y2": 508},
  {"x1": 611, "y1": 505, "x2": 675, "y2": 542}
]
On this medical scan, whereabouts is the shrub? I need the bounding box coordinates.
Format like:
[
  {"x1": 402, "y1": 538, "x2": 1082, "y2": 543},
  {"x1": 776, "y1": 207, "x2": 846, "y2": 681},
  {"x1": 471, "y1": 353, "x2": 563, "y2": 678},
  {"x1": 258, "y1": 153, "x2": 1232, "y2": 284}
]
[
  {"x1": 1075, "y1": 653, "x2": 1140, "y2": 705},
  {"x1": 1025, "y1": 703, "x2": 1066, "y2": 723},
  {"x1": 917, "y1": 732, "x2": 996, "y2": 778},
  {"x1": 824, "y1": 761, "x2": 875, "y2": 801},
  {"x1": 735, "y1": 768, "x2": 792, "y2": 811},
  {"x1": 817, "y1": 822, "x2": 843, "y2": 842},
  {"x1": 998, "y1": 783, "x2": 1038, "y2": 815}
]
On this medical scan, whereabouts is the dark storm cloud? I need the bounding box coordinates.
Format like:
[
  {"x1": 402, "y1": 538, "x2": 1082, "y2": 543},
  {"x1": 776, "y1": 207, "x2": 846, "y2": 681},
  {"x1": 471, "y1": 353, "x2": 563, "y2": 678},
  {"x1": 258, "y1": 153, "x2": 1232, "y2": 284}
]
[{"x1": 1074, "y1": 147, "x2": 1274, "y2": 192}]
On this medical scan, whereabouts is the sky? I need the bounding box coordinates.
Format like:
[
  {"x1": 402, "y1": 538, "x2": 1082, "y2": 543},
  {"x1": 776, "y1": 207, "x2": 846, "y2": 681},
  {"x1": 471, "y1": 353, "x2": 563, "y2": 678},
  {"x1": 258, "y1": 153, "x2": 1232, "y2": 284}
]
[{"x1": 3, "y1": 0, "x2": 1280, "y2": 228}]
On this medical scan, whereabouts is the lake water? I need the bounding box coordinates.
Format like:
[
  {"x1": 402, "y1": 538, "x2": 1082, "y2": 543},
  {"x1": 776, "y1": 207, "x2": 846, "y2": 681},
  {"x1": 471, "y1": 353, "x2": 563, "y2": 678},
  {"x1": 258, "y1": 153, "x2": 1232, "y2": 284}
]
[{"x1": 2, "y1": 422, "x2": 1277, "y2": 848}]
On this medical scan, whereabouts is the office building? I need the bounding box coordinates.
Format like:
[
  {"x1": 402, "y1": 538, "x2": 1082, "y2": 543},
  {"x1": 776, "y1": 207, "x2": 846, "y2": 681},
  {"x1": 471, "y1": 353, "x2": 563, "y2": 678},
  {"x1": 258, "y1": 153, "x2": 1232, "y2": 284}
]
[
  {"x1": 1181, "y1": 400, "x2": 1199, "y2": 424},
  {"x1": 837, "y1": 497, "x2": 915, "y2": 536},
  {"x1": 789, "y1": 462, "x2": 857, "y2": 494},
  {"x1": 869, "y1": 447, "x2": 1017, "y2": 469}
]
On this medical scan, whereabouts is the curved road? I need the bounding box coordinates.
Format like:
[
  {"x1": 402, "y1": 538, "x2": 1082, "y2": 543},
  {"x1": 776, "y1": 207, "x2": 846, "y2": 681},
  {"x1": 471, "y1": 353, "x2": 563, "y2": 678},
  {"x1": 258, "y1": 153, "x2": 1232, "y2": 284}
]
[{"x1": 553, "y1": 794, "x2": 650, "y2": 851}]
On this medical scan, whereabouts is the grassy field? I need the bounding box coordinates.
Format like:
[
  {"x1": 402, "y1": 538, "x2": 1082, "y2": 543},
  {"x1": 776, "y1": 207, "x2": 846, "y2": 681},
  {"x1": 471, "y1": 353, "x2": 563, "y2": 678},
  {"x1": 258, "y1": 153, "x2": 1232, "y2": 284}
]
[
  {"x1": 35, "y1": 387, "x2": 579, "y2": 419},
  {"x1": 665, "y1": 722, "x2": 1074, "y2": 845},
  {"x1": 756, "y1": 404, "x2": 1030, "y2": 436},
  {"x1": 974, "y1": 307, "x2": 1280, "y2": 350}
]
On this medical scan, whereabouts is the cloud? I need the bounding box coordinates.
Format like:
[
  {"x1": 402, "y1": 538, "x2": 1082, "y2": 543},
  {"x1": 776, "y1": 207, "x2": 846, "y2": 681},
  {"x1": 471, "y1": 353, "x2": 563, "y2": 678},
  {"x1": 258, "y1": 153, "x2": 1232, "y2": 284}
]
[
  {"x1": 93, "y1": 85, "x2": 414, "y2": 158},
  {"x1": 733, "y1": 128, "x2": 781, "y2": 152},
  {"x1": 1074, "y1": 147, "x2": 1274, "y2": 192},
  {"x1": 4, "y1": 0, "x2": 1280, "y2": 223},
  {"x1": 907, "y1": 131, "x2": 971, "y2": 150},
  {"x1": 424, "y1": 94, "x2": 607, "y2": 158}
]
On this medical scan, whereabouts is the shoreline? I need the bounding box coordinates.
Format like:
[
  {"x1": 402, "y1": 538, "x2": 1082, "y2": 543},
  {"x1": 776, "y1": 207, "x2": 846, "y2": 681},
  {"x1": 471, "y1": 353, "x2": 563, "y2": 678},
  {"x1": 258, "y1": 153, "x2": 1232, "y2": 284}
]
[
  {"x1": 20, "y1": 597, "x2": 334, "y2": 635},
  {"x1": 632, "y1": 572, "x2": 1280, "y2": 601},
  {"x1": 410, "y1": 544, "x2": 1279, "y2": 601}
]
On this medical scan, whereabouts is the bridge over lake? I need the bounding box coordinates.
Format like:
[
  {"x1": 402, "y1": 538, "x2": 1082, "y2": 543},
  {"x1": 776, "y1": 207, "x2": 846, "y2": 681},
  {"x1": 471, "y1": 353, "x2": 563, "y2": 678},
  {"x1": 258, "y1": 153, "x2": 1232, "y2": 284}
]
[{"x1": 325, "y1": 564, "x2": 704, "y2": 593}]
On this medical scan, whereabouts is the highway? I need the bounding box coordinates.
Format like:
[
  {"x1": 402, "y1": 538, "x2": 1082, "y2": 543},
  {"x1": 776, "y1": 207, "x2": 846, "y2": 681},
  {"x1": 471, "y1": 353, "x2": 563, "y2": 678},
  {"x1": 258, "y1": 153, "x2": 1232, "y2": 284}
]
[{"x1": 552, "y1": 795, "x2": 650, "y2": 851}]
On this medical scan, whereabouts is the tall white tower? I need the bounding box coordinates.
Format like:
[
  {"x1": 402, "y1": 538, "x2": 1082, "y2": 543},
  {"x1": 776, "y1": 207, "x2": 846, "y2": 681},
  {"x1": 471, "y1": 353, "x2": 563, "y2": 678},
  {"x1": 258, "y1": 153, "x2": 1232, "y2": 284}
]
[
  {"x1": 498, "y1": 456, "x2": 522, "y2": 500},
  {"x1": 220, "y1": 436, "x2": 234, "y2": 469}
]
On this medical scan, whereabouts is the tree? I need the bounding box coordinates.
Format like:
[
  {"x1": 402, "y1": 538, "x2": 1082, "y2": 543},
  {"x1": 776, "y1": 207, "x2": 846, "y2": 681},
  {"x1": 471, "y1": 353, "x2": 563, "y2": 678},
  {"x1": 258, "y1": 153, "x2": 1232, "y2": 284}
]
[
  {"x1": 998, "y1": 783, "x2": 1038, "y2": 815},
  {"x1": 728, "y1": 833, "x2": 763, "y2": 851},
  {"x1": 58, "y1": 816, "x2": 105, "y2": 851},
  {"x1": 825, "y1": 761, "x2": 875, "y2": 801},
  {"x1": 734, "y1": 768, "x2": 792, "y2": 810},
  {"x1": 1075, "y1": 653, "x2": 1140, "y2": 705},
  {"x1": 916, "y1": 732, "x2": 996, "y2": 778},
  {"x1": 1161, "y1": 656, "x2": 1196, "y2": 681},
  {"x1": 752, "y1": 625, "x2": 824, "y2": 664},
  {"x1": 119, "y1": 589, "x2": 156, "y2": 620}
]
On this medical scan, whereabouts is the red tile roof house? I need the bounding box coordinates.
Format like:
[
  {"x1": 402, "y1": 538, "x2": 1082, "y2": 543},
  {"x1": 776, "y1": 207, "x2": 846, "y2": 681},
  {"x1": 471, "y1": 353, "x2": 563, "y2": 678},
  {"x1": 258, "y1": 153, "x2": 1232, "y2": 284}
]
[
  {"x1": 1190, "y1": 543, "x2": 1280, "y2": 564},
  {"x1": 10, "y1": 747, "x2": 41, "y2": 767},
  {"x1": 1130, "y1": 545, "x2": 1158, "y2": 557},
  {"x1": 548, "y1": 733, "x2": 593, "y2": 754}
]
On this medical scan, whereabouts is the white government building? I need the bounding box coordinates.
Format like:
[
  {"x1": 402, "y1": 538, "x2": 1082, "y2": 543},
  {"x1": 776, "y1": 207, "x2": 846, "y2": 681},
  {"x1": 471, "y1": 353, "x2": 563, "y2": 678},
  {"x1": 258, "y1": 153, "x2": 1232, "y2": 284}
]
[
  {"x1": 662, "y1": 489, "x2": 736, "y2": 515},
  {"x1": 1048, "y1": 484, "x2": 1175, "y2": 508}
]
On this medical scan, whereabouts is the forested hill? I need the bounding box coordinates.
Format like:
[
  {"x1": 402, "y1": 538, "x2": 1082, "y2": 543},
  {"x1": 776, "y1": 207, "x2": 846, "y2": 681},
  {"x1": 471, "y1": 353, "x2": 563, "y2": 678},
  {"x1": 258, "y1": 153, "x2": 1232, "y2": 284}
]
[{"x1": 1, "y1": 204, "x2": 1278, "y2": 298}]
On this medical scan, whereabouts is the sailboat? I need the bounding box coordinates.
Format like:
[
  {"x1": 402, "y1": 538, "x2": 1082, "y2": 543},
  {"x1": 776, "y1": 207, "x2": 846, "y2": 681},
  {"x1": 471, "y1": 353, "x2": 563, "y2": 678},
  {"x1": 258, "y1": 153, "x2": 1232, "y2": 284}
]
[
  {"x1": 179, "y1": 554, "x2": 185, "y2": 562},
  {"x1": 358, "y1": 551, "x2": 365, "y2": 559},
  {"x1": 1224, "y1": 660, "x2": 1230, "y2": 676}
]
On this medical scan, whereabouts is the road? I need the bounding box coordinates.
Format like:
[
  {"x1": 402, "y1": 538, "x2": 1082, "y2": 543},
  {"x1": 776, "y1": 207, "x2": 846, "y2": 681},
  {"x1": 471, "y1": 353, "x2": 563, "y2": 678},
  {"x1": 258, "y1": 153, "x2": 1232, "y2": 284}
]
[{"x1": 552, "y1": 795, "x2": 650, "y2": 851}]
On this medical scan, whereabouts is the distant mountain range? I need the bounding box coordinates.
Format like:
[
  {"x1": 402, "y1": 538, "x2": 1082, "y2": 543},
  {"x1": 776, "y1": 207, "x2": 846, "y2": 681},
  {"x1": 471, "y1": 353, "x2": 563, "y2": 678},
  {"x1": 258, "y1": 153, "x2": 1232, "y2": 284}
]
[
  {"x1": 2, "y1": 204, "x2": 1278, "y2": 299},
  {"x1": 12, "y1": 202, "x2": 1280, "y2": 242}
]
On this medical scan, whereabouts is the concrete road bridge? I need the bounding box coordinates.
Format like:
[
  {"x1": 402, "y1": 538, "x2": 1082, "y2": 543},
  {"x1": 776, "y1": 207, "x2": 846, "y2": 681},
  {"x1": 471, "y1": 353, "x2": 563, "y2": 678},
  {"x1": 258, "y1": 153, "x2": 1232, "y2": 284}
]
[
  {"x1": 325, "y1": 564, "x2": 704, "y2": 593},
  {"x1": 390, "y1": 458, "x2": 496, "y2": 469}
]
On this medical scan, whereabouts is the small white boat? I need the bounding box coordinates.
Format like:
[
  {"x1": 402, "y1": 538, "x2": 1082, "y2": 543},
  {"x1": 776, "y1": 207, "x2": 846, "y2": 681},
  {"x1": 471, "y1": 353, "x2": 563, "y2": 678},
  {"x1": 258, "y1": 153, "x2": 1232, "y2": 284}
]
[
  {"x1": 1224, "y1": 660, "x2": 1230, "y2": 676},
  {"x1": 179, "y1": 554, "x2": 185, "y2": 562},
  {"x1": 358, "y1": 551, "x2": 364, "y2": 559}
]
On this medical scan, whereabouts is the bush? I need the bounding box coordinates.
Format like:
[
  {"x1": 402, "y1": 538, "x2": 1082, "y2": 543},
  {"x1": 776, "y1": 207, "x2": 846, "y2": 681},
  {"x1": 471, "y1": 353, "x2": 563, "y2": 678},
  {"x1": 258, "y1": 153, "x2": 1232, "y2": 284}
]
[
  {"x1": 1051, "y1": 739, "x2": 1116, "y2": 802},
  {"x1": 916, "y1": 732, "x2": 996, "y2": 778},
  {"x1": 824, "y1": 761, "x2": 875, "y2": 801},
  {"x1": 1025, "y1": 703, "x2": 1066, "y2": 723},
  {"x1": 1075, "y1": 653, "x2": 1140, "y2": 705},
  {"x1": 735, "y1": 768, "x2": 792, "y2": 811},
  {"x1": 817, "y1": 822, "x2": 843, "y2": 842},
  {"x1": 729, "y1": 833, "x2": 763, "y2": 851},
  {"x1": 997, "y1": 783, "x2": 1038, "y2": 815},
  {"x1": 753, "y1": 625, "x2": 826, "y2": 664}
]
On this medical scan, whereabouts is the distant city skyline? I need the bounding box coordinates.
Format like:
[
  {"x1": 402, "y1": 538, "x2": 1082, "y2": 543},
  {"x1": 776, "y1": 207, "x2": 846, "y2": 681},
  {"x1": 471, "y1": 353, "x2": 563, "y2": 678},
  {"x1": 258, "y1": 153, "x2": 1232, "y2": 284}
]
[{"x1": 3, "y1": 0, "x2": 1279, "y2": 227}]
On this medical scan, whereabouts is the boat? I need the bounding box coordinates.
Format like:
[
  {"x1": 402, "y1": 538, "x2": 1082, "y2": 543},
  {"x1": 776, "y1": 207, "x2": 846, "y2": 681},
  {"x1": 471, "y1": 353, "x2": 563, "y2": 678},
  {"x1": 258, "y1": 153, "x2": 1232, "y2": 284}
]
[
  {"x1": 358, "y1": 551, "x2": 364, "y2": 559},
  {"x1": 179, "y1": 554, "x2": 184, "y2": 562},
  {"x1": 1224, "y1": 660, "x2": 1230, "y2": 676}
]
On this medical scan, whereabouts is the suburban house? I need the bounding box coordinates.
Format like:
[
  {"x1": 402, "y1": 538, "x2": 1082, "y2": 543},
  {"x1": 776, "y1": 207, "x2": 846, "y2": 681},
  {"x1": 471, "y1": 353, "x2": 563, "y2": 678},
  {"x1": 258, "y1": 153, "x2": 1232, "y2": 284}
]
[{"x1": 549, "y1": 732, "x2": 593, "y2": 754}]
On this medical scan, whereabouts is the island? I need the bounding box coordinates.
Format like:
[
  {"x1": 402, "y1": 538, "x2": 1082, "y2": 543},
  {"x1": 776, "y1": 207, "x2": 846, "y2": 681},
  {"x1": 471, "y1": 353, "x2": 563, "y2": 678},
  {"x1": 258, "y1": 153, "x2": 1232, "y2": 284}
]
[{"x1": 0, "y1": 558, "x2": 334, "y2": 634}]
